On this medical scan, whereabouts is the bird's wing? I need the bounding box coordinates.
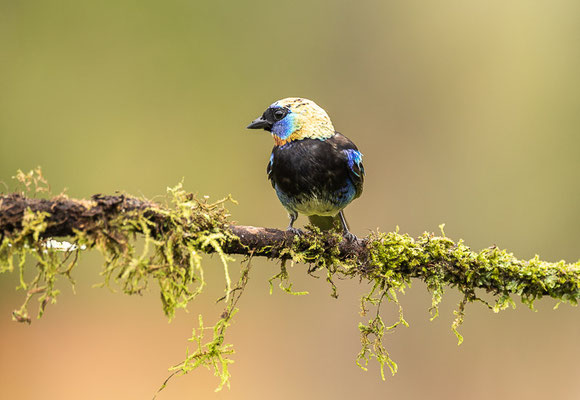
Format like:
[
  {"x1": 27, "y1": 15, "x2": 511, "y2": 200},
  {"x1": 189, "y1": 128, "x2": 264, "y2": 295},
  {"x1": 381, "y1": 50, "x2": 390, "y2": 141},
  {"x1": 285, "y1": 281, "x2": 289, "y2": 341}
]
[{"x1": 331, "y1": 133, "x2": 365, "y2": 199}]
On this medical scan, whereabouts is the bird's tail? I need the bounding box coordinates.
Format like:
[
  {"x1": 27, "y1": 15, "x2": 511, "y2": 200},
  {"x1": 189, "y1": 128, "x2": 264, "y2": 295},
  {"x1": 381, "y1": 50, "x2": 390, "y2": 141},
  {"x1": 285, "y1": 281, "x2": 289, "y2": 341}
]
[{"x1": 307, "y1": 214, "x2": 342, "y2": 232}]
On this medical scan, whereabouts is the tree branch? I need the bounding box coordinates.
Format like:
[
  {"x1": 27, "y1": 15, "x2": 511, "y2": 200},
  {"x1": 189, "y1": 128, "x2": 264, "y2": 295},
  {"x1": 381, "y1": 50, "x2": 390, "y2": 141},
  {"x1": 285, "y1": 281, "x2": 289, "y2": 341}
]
[{"x1": 1, "y1": 192, "x2": 579, "y2": 305}]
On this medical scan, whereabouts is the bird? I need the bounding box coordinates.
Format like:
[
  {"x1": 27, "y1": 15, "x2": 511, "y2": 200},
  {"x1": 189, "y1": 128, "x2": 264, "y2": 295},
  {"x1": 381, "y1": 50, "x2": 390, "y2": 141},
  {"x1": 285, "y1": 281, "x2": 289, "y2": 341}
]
[{"x1": 247, "y1": 97, "x2": 364, "y2": 241}]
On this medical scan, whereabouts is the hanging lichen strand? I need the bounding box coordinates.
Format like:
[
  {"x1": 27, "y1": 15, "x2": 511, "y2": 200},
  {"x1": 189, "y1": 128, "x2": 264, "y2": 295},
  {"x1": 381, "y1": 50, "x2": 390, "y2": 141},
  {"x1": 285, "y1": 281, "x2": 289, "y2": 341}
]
[{"x1": 1, "y1": 169, "x2": 579, "y2": 390}]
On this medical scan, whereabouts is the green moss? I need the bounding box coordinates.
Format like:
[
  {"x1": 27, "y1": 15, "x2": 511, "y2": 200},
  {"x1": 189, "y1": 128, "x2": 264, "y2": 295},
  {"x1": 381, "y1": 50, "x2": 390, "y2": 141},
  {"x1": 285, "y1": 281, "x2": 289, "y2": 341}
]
[
  {"x1": 269, "y1": 259, "x2": 309, "y2": 296},
  {"x1": 1, "y1": 173, "x2": 240, "y2": 389},
  {"x1": 364, "y1": 230, "x2": 580, "y2": 352},
  {"x1": 0, "y1": 208, "x2": 76, "y2": 323}
]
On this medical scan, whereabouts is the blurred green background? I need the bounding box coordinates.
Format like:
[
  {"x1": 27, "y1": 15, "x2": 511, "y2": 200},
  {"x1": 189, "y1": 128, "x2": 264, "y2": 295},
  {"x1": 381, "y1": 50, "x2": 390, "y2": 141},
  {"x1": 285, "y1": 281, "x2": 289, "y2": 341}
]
[{"x1": 1, "y1": 1, "x2": 580, "y2": 399}]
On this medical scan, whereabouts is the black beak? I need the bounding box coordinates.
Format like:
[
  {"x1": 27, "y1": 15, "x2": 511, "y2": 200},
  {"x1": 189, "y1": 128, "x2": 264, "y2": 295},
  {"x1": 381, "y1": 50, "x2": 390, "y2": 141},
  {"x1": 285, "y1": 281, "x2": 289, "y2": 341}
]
[{"x1": 246, "y1": 117, "x2": 272, "y2": 131}]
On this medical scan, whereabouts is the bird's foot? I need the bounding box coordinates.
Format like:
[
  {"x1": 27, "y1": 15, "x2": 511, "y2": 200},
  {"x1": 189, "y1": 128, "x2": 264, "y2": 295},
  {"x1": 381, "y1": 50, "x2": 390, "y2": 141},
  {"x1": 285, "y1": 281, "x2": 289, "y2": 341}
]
[
  {"x1": 286, "y1": 227, "x2": 304, "y2": 236},
  {"x1": 343, "y1": 231, "x2": 358, "y2": 242}
]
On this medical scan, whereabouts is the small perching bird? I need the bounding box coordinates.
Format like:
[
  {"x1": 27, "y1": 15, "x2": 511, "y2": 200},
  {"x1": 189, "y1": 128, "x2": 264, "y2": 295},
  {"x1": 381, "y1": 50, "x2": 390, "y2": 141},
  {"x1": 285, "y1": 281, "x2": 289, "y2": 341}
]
[{"x1": 247, "y1": 97, "x2": 364, "y2": 241}]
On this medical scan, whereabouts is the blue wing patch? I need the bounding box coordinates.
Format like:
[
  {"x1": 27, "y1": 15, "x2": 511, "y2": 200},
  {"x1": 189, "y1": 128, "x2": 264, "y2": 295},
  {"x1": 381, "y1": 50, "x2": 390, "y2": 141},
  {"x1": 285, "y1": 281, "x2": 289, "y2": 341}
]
[
  {"x1": 343, "y1": 149, "x2": 364, "y2": 177},
  {"x1": 342, "y1": 148, "x2": 364, "y2": 198}
]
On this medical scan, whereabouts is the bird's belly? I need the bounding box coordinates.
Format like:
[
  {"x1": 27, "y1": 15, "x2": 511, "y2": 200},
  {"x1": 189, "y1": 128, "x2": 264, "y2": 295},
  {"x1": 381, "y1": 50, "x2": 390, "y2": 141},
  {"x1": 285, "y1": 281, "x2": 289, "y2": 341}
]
[
  {"x1": 293, "y1": 196, "x2": 342, "y2": 217},
  {"x1": 274, "y1": 183, "x2": 356, "y2": 216}
]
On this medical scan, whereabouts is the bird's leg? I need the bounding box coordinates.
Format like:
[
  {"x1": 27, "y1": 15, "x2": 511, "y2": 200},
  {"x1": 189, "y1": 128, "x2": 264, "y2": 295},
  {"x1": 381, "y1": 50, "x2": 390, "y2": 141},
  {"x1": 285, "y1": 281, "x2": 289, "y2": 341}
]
[
  {"x1": 338, "y1": 210, "x2": 357, "y2": 242},
  {"x1": 286, "y1": 211, "x2": 303, "y2": 236}
]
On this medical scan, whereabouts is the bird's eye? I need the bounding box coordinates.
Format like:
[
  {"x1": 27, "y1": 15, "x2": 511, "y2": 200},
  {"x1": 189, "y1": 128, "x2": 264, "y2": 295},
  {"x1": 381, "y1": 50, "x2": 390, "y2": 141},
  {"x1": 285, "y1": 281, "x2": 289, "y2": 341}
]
[{"x1": 273, "y1": 109, "x2": 287, "y2": 121}]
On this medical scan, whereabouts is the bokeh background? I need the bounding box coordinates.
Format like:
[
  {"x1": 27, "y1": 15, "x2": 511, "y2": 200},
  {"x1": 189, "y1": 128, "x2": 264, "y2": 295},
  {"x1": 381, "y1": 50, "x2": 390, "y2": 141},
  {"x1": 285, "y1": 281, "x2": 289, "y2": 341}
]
[{"x1": 1, "y1": 1, "x2": 580, "y2": 399}]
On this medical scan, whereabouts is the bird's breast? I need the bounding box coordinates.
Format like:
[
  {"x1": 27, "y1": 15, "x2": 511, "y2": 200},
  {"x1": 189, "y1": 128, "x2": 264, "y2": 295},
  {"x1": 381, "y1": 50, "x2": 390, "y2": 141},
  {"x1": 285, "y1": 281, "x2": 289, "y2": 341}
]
[{"x1": 269, "y1": 138, "x2": 356, "y2": 214}]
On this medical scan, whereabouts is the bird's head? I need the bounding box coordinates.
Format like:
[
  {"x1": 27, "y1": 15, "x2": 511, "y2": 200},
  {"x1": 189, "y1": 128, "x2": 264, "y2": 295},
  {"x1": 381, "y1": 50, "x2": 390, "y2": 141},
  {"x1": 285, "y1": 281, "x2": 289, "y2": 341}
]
[{"x1": 247, "y1": 98, "x2": 335, "y2": 145}]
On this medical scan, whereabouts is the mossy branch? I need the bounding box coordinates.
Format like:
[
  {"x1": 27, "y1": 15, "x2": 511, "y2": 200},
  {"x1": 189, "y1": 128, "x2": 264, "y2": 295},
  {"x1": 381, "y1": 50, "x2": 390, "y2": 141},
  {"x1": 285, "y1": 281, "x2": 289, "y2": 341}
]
[
  {"x1": 1, "y1": 184, "x2": 579, "y2": 389},
  {"x1": 1, "y1": 192, "x2": 578, "y2": 304}
]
